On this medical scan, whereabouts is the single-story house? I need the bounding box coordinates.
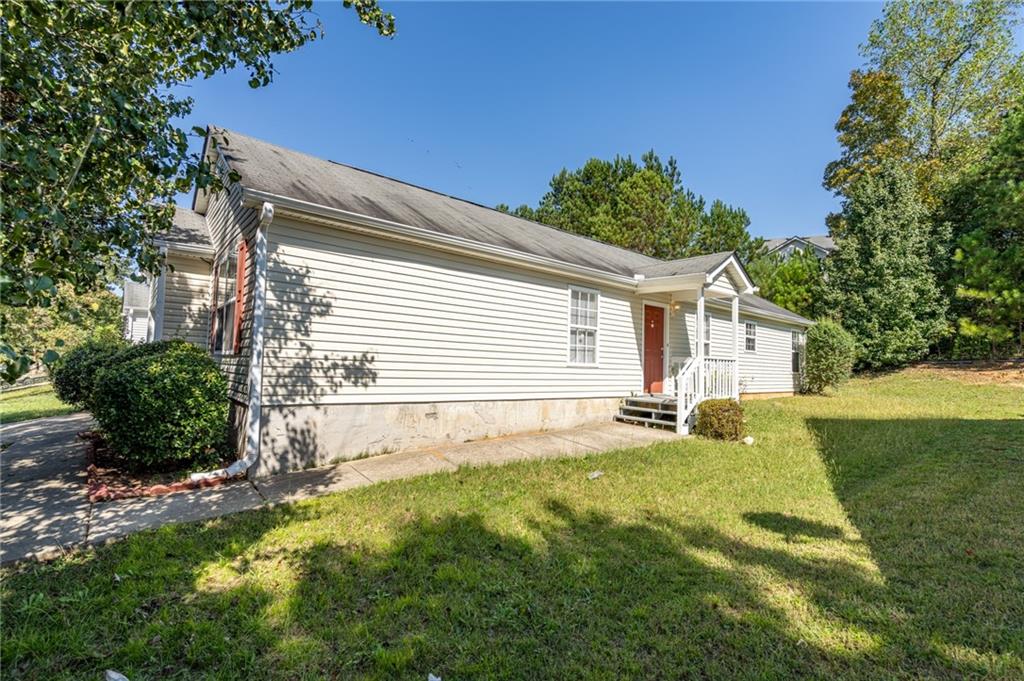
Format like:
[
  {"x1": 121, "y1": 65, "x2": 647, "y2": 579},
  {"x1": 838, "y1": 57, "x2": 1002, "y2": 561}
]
[
  {"x1": 762, "y1": 235, "x2": 835, "y2": 260},
  {"x1": 148, "y1": 127, "x2": 812, "y2": 477}
]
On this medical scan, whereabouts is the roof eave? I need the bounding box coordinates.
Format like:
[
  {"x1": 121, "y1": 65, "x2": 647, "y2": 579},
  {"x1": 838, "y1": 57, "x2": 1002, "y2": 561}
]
[{"x1": 241, "y1": 188, "x2": 642, "y2": 290}]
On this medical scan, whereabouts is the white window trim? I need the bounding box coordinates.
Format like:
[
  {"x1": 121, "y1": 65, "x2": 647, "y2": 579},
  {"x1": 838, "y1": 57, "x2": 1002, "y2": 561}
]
[
  {"x1": 567, "y1": 284, "x2": 600, "y2": 366},
  {"x1": 642, "y1": 300, "x2": 670, "y2": 392},
  {"x1": 744, "y1": 320, "x2": 757, "y2": 353},
  {"x1": 791, "y1": 330, "x2": 804, "y2": 373},
  {"x1": 213, "y1": 251, "x2": 239, "y2": 356}
]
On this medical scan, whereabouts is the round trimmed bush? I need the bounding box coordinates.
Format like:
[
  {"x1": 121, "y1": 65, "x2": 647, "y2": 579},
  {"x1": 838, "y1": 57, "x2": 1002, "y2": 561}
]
[
  {"x1": 92, "y1": 342, "x2": 228, "y2": 471},
  {"x1": 111, "y1": 338, "x2": 195, "y2": 366},
  {"x1": 50, "y1": 337, "x2": 128, "y2": 408},
  {"x1": 694, "y1": 399, "x2": 744, "y2": 440},
  {"x1": 803, "y1": 320, "x2": 856, "y2": 394}
]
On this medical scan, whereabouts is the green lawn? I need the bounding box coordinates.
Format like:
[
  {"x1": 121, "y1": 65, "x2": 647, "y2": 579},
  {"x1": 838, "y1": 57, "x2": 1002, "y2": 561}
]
[
  {"x1": 2, "y1": 372, "x2": 1022, "y2": 679},
  {"x1": 0, "y1": 384, "x2": 77, "y2": 424}
]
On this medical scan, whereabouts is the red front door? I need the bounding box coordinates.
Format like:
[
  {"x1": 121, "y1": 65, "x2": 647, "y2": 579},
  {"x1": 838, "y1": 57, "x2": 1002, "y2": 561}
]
[{"x1": 643, "y1": 305, "x2": 665, "y2": 393}]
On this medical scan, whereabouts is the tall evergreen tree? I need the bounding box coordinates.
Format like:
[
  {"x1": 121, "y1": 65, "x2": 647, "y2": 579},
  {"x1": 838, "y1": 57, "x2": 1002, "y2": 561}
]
[
  {"x1": 944, "y1": 105, "x2": 1024, "y2": 355},
  {"x1": 825, "y1": 161, "x2": 948, "y2": 368}
]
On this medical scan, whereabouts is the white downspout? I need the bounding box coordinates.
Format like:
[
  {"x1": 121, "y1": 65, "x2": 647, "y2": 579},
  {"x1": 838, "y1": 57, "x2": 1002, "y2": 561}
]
[
  {"x1": 191, "y1": 202, "x2": 274, "y2": 481},
  {"x1": 149, "y1": 246, "x2": 168, "y2": 341}
]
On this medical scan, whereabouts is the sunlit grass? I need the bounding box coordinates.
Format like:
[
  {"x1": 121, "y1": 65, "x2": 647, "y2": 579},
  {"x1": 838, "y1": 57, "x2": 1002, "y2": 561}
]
[
  {"x1": 2, "y1": 372, "x2": 1021, "y2": 679},
  {"x1": 0, "y1": 384, "x2": 76, "y2": 425}
]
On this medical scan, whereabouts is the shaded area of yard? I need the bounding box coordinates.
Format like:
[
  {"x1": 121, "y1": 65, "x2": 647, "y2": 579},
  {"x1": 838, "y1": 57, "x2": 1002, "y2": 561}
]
[
  {"x1": 2, "y1": 372, "x2": 1022, "y2": 679},
  {"x1": 0, "y1": 385, "x2": 77, "y2": 425}
]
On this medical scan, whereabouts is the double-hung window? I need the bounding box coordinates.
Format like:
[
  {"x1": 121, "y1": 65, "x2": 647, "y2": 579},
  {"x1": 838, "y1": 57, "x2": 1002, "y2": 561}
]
[
  {"x1": 791, "y1": 330, "x2": 804, "y2": 373},
  {"x1": 703, "y1": 313, "x2": 712, "y2": 356},
  {"x1": 211, "y1": 240, "x2": 248, "y2": 354},
  {"x1": 744, "y1": 321, "x2": 757, "y2": 352},
  {"x1": 568, "y1": 286, "x2": 599, "y2": 365}
]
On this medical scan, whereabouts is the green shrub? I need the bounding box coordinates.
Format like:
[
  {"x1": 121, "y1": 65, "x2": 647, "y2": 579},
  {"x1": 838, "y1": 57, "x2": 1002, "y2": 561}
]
[
  {"x1": 694, "y1": 399, "x2": 744, "y2": 440},
  {"x1": 50, "y1": 337, "x2": 128, "y2": 408},
  {"x1": 803, "y1": 320, "x2": 856, "y2": 394},
  {"x1": 92, "y1": 342, "x2": 228, "y2": 471},
  {"x1": 112, "y1": 338, "x2": 195, "y2": 365}
]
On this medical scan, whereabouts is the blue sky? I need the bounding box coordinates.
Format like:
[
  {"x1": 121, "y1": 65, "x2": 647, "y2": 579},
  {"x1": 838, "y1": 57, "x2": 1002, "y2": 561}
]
[{"x1": 179, "y1": 1, "x2": 892, "y2": 239}]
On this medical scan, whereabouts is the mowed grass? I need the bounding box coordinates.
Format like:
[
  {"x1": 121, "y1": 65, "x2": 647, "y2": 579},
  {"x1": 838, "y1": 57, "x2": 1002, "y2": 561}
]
[
  {"x1": 0, "y1": 384, "x2": 76, "y2": 425},
  {"x1": 2, "y1": 373, "x2": 1022, "y2": 679}
]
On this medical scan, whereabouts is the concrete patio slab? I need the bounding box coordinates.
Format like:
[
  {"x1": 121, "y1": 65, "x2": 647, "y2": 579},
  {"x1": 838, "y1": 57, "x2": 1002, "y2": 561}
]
[
  {"x1": 349, "y1": 449, "x2": 457, "y2": 483},
  {"x1": 88, "y1": 481, "x2": 264, "y2": 545},
  {"x1": 1, "y1": 413, "x2": 93, "y2": 563},
  {"x1": 255, "y1": 463, "x2": 369, "y2": 505},
  {"x1": 2, "y1": 412, "x2": 683, "y2": 565},
  {"x1": 437, "y1": 439, "x2": 546, "y2": 467}
]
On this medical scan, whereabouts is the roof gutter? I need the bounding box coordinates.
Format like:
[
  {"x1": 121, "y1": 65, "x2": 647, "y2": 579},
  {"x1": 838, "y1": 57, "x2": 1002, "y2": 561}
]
[
  {"x1": 154, "y1": 239, "x2": 215, "y2": 257},
  {"x1": 191, "y1": 201, "x2": 274, "y2": 482},
  {"x1": 240, "y1": 188, "x2": 642, "y2": 291}
]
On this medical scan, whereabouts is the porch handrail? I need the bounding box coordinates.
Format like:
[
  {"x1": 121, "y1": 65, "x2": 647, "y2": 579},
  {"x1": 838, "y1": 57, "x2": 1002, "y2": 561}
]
[{"x1": 671, "y1": 356, "x2": 739, "y2": 433}]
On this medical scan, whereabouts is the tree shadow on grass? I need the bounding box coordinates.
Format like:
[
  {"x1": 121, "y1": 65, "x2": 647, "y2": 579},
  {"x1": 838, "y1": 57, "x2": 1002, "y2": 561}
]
[
  {"x1": 806, "y1": 416, "x2": 1024, "y2": 672},
  {"x1": 5, "y1": 439, "x2": 1022, "y2": 680},
  {"x1": 742, "y1": 511, "x2": 846, "y2": 541}
]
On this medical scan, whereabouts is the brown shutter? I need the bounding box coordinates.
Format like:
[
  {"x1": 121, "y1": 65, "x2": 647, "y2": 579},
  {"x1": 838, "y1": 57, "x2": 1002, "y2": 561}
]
[{"x1": 233, "y1": 239, "x2": 248, "y2": 354}]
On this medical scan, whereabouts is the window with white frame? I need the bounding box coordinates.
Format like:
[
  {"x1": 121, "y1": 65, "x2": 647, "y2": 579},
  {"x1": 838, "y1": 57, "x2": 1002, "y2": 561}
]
[
  {"x1": 568, "y1": 286, "x2": 599, "y2": 365},
  {"x1": 791, "y1": 330, "x2": 804, "y2": 372},
  {"x1": 744, "y1": 321, "x2": 757, "y2": 352},
  {"x1": 212, "y1": 251, "x2": 238, "y2": 354},
  {"x1": 703, "y1": 313, "x2": 712, "y2": 356}
]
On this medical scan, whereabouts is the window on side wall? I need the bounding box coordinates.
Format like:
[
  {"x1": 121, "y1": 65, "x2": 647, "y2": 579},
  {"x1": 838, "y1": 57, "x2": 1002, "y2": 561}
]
[
  {"x1": 744, "y1": 321, "x2": 757, "y2": 352},
  {"x1": 568, "y1": 286, "x2": 599, "y2": 365},
  {"x1": 703, "y1": 313, "x2": 711, "y2": 357},
  {"x1": 212, "y1": 249, "x2": 238, "y2": 354},
  {"x1": 791, "y1": 330, "x2": 804, "y2": 372}
]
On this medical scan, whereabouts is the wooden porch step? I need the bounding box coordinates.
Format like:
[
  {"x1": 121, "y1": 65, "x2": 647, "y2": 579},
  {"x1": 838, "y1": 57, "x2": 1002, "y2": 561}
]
[
  {"x1": 614, "y1": 414, "x2": 676, "y2": 428},
  {"x1": 623, "y1": 396, "x2": 677, "y2": 410},
  {"x1": 619, "y1": 405, "x2": 677, "y2": 419}
]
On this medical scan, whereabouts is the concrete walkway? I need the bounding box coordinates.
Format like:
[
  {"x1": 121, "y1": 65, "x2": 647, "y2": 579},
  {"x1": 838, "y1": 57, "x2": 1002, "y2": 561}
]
[{"x1": 1, "y1": 415, "x2": 680, "y2": 564}]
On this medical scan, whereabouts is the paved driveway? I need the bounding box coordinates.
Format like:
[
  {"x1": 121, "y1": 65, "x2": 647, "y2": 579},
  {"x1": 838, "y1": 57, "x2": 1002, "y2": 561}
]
[{"x1": 1, "y1": 416, "x2": 681, "y2": 565}]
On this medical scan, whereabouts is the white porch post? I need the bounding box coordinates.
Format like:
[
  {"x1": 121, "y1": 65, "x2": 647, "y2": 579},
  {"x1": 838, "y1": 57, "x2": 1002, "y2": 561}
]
[
  {"x1": 731, "y1": 294, "x2": 740, "y2": 400},
  {"x1": 695, "y1": 286, "x2": 705, "y2": 397}
]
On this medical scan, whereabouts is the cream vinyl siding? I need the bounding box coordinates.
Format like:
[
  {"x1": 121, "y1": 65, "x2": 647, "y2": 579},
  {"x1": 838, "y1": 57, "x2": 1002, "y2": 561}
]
[
  {"x1": 162, "y1": 254, "x2": 211, "y2": 347},
  {"x1": 735, "y1": 316, "x2": 801, "y2": 393},
  {"x1": 678, "y1": 303, "x2": 802, "y2": 394},
  {"x1": 205, "y1": 179, "x2": 260, "y2": 402},
  {"x1": 261, "y1": 217, "x2": 652, "y2": 406}
]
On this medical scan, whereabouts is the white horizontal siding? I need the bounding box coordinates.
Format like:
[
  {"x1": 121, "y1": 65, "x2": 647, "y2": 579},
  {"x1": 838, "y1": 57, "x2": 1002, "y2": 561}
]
[
  {"x1": 736, "y1": 317, "x2": 799, "y2": 394},
  {"x1": 677, "y1": 302, "x2": 800, "y2": 394},
  {"x1": 162, "y1": 255, "x2": 210, "y2": 347},
  {"x1": 262, "y1": 217, "x2": 653, "y2": 406}
]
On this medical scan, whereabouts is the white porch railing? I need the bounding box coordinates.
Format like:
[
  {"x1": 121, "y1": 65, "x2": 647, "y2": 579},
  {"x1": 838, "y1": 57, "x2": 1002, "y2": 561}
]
[{"x1": 669, "y1": 356, "x2": 739, "y2": 433}]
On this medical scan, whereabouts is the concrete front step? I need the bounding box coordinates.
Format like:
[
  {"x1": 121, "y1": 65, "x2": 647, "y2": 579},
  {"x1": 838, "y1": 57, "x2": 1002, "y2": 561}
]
[{"x1": 614, "y1": 413, "x2": 676, "y2": 428}]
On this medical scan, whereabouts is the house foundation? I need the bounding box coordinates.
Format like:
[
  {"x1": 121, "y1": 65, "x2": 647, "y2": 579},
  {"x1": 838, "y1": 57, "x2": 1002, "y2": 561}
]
[{"x1": 255, "y1": 397, "x2": 623, "y2": 477}]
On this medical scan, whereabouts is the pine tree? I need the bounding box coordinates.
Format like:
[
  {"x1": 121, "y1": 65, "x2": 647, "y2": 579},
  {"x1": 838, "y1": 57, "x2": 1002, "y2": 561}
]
[{"x1": 825, "y1": 161, "x2": 948, "y2": 368}]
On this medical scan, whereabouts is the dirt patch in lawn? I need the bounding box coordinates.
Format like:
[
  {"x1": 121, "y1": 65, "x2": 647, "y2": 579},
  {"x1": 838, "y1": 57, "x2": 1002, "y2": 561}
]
[{"x1": 907, "y1": 360, "x2": 1024, "y2": 388}]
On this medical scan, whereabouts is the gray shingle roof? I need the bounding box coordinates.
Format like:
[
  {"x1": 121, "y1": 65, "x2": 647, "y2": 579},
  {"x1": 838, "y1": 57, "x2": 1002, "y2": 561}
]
[
  {"x1": 212, "y1": 127, "x2": 660, "y2": 278},
  {"x1": 738, "y1": 293, "x2": 812, "y2": 325},
  {"x1": 162, "y1": 205, "x2": 211, "y2": 250},
  {"x1": 634, "y1": 251, "x2": 733, "y2": 278},
  {"x1": 764, "y1": 235, "x2": 834, "y2": 253},
  {"x1": 198, "y1": 127, "x2": 812, "y2": 326}
]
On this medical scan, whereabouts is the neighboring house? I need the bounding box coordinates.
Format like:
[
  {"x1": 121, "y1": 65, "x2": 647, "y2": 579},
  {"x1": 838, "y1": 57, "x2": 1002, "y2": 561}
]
[
  {"x1": 121, "y1": 280, "x2": 150, "y2": 343},
  {"x1": 762, "y1": 235, "x2": 835, "y2": 260},
  {"x1": 149, "y1": 127, "x2": 813, "y2": 477}
]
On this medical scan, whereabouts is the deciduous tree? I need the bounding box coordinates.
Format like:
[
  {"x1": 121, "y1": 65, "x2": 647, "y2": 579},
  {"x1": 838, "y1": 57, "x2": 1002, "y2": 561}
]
[{"x1": 0, "y1": 0, "x2": 395, "y2": 380}]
